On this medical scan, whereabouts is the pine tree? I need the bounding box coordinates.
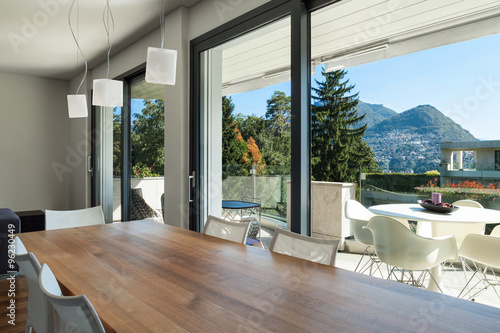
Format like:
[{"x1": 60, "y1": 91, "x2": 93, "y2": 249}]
[
  {"x1": 266, "y1": 91, "x2": 291, "y2": 135},
  {"x1": 311, "y1": 69, "x2": 375, "y2": 182}
]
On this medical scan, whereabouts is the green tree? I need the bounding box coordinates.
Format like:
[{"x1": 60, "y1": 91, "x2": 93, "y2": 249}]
[
  {"x1": 222, "y1": 97, "x2": 248, "y2": 172},
  {"x1": 131, "y1": 99, "x2": 164, "y2": 176},
  {"x1": 311, "y1": 69, "x2": 376, "y2": 182},
  {"x1": 266, "y1": 91, "x2": 291, "y2": 135},
  {"x1": 113, "y1": 112, "x2": 122, "y2": 176}
]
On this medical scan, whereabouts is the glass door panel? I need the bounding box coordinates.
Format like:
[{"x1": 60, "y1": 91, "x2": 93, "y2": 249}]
[
  {"x1": 128, "y1": 79, "x2": 165, "y2": 222},
  {"x1": 198, "y1": 17, "x2": 291, "y2": 244}
]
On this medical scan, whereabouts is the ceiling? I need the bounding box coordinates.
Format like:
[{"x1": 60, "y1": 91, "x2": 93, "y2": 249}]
[
  {"x1": 220, "y1": 0, "x2": 500, "y2": 95},
  {"x1": 0, "y1": 0, "x2": 200, "y2": 80}
]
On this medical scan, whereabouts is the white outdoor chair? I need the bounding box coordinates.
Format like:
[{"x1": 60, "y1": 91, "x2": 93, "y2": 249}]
[
  {"x1": 458, "y1": 233, "x2": 500, "y2": 301},
  {"x1": 490, "y1": 225, "x2": 500, "y2": 237},
  {"x1": 269, "y1": 228, "x2": 340, "y2": 266},
  {"x1": 203, "y1": 215, "x2": 250, "y2": 244},
  {"x1": 14, "y1": 236, "x2": 59, "y2": 333},
  {"x1": 345, "y1": 200, "x2": 381, "y2": 275},
  {"x1": 417, "y1": 200, "x2": 485, "y2": 249},
  {"x1": 45, "y1": 206, "x2": 105, "y2": 230},
  {"x1": 366, "y1": 216, "x2": 458, "y2": 292},
  {"x1": 39, "y1": 264, "x2": 106, "y2": 333}
]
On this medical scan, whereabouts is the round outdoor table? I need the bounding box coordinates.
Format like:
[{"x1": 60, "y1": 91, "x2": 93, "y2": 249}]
[
  {"x1": 368, "y1": 203, "x2": 500, "y2": 224},
  {"x1": 222, "y1": 200, "x2": 262, "y2": 243},
  {"x1": 368, "y1": 203, "x2": 500, "y2": 292}
]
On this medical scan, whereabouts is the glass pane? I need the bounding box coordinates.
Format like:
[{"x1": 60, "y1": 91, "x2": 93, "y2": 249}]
[
  {"x1": 200, "y1": 17, "x2": 291, "y2": 247},
  {"x1": 112, "y1": 106, "x2": 122, "y2": 221},
  {"x1": 311, "y1": 0, "x2": 500, "y2": 306},
  {"x1": 129, "y1": 79, "x2": 165, "y2": 222}
]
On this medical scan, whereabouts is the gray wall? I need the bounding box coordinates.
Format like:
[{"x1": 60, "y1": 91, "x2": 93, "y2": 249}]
[{"x1": 0, "y1": 71, "x2": 70, "y2": 211}]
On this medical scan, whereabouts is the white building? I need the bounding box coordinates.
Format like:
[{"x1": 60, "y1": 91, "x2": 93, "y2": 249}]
[{"x1": 440, "y1": 140, "x2": 500, "y2": 184}]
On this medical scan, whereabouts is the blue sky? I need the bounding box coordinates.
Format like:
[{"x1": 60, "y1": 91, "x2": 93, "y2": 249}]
[{"x1": 228, "y1": 33, "x2": 500, "y2": 140}]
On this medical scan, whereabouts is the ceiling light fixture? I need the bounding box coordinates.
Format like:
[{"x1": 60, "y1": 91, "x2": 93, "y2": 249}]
[
  {"x1": 67, "y1": 0, "x2": 88, "y2": 118},
  {"x1": 92, "y1": 0, "x2": 123, "y2": 107},
  {"x1": 145, "y1": 0, "x2": 177, "y2": 85}
]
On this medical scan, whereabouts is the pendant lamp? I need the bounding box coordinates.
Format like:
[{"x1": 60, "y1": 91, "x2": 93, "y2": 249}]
[
  {"x1": 93, "y1": 0, "x2": 123, "y2": 107},
  {"x1": 145, "y1": 0, "x2": 177, "y2": 85},
  {"x1": 67, "y1": 0, "x2": 88, "y2": 118}
]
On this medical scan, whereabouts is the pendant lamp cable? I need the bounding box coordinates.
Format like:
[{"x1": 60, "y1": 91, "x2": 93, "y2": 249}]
[
  {"x1": 103, "y1": 0, "x2": 115, "y2": 79},
  {"x1": 68, "y1": 0, "x2": 87, "y2": 94},
  {"x1": 158, "y1": 0, "x2": 165, "y2": 48}
]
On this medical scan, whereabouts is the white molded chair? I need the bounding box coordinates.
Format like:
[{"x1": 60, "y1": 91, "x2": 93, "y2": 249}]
[
  {"x1": 269, "y1": 228, "x2": 340, "y2": 266},
  {"x1": 458, "y1": 233, "x2": 500, "y2": 300},
  {"x1": 45, "y1": 206, "x2": 105, "y2": 230},
  {"x1": 417, "y1": 200, "x2": 485, "y2": 249},
  {"x1": 490, "y1": 225, "x2": 500, "y2": 237},
  {"x1": 203, "y1": 215, "x2": 250, "y2": 244},
  {"x1": 15, "y1": 237, "x2": 58, "y2": 333},
  {"x1": 345, "y1": 200, "x2": 379, "y2": 274},
  {"x1": 366, "y1": 216, "x2": 458, "y2": 291},
  {"x1": 39, "y1": 264, "x2": 106, "y2": 333}
]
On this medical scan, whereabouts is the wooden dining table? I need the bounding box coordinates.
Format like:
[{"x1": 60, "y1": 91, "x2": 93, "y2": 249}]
[{"x1": 18, "y1": 220, "x2": 500, "y2": 332}]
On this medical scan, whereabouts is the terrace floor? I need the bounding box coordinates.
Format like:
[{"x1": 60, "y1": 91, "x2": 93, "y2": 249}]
[{"x1": 259, "y1": 226, "x2": 500, "y2": 310}]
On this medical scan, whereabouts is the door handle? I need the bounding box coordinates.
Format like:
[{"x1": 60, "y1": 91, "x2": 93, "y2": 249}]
[{"x1": 188, "y1": 171, "x2": 195, "y2": 203}]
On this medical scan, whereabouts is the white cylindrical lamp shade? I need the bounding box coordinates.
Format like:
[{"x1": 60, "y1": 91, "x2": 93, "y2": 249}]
[
  {"x1": 92, "y1": 79, "x2": 123, "y2": 107},
  {"x1": 145, "y1": 47, "x2": 177, "y2": 85},
  {"x1": 67, "y1": 94, "x2": 88, "y2": 118}
]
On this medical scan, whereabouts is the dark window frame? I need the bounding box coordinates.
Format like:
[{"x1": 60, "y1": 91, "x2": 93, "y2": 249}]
[{"x1": 189, "y1": 0, "x2": 337, "y2": 233}]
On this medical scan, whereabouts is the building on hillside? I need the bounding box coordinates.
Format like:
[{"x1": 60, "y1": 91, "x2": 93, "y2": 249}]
[{"x1": 440, "y1": 140, "x2": 500, "y2": 184}]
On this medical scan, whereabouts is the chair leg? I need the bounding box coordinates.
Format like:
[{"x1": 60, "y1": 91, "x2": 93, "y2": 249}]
[
  {"x1": 354, "y1": 246, "x2": 370, "y2": 272},
  {"x1": 25, "y1": 319, "x2": 32, "y2": 333}
]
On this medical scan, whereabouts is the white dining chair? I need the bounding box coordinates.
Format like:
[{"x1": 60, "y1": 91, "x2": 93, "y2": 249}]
[
  {"x1": 345, "y1": 200, "x2": 380, "y2": 275},
  {"x1": 14, "y1": 236, "x2": 58, "y2": 333},
  {"x1": 39, "y1": 264, "x2": 106, "y2": 333},
  {"x1": 203, "y1": 215, "x2": 250, "y2": 244},
  {"x1": 458, "y1": 233, "x2": 500, "y2": 301},
  {"x1": 490, "y1": 225, "x2": 500, "y2": 237},
  {"x1": 269, "y1": 228, "x2": 340, "y2": 266},
  {"x1": 366, "y1": 216, "x2": 458, "y2": 292},
  {"x1": 45, "y1": 206, "x2": 105, "y2": 230},
  {"x1": 416, "y1": 199, "x2": 485, "y2": 249}
]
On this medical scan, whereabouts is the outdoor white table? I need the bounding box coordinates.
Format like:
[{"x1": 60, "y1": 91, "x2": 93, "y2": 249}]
[{"x1": 368, "y1": 203, "x2": 500, "y2": 292}]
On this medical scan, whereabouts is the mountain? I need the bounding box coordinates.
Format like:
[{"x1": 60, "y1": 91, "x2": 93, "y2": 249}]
[
  {"x1": 356, "y1": 101, "x2": 397, "y2": 128},
  {"x1": 363, "y1": 105, "x2": 477, "y2": 173},
  {"x1": 366, "y1": 104, "x2": 476, "y2": 141}
]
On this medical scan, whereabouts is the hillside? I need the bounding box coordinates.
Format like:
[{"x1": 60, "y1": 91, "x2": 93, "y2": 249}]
[
  {"x1": 356, "y1": 101, "x2": 397, "y2": 128},
  {"x1": 363, "y1": 105, "x2": 477, "y2": 173},
  {"x1": 366, "y1": 104, "x2": 476, "y2": 142}
]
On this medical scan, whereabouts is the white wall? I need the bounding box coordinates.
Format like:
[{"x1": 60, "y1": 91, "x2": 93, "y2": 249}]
[{"x1": 0, "y1": 71, "x2": 70, "y2": 212}]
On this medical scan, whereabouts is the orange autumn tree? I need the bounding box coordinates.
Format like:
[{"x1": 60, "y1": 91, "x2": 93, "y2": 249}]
[{"x1": 245, "y1": 136, "x2": 266, "y2": 174}]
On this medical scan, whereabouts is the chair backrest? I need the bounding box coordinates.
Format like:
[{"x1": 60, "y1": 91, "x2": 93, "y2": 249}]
[
  {"x1": 491, "y1": 225, "x2": 500, "y2": 237},
  {"x1": 203, "y1": 215, "x2": 250, "y2": 244},
  {"x1": 366, "y1": 216, "x2": 458, "y2": 271},
  {"x1": 429, "y1": 200, "x2": 485, "y2": 248},
  {"x1": 39, "y1": 264, "x2": 105, "y2": 333},
  {"x1": 15, "y1": 237, "x2": 56, "y2": 333},
  {"x1": 452, "y1": 199, "x2": 484, "y2": 208},
  {"x1": 269, "y1": 228, "x2": 340, "y2": 266},
  {"x1": 345, "y1": 200, "x2": 375, "y2": 246},
  {"x1": 45, "y1": 206, "x2": 105, "y2": 230},
  {"x1": 459, "y1": 233, "x2": 500, "y2": 269}
]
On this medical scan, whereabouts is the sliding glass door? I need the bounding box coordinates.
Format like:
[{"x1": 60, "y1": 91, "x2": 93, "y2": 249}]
[{"x1": 93, "y1": 70, "x2": 165, "y2": 223}]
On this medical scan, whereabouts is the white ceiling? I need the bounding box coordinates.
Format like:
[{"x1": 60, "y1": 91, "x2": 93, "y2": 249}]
[
  {"x1": 0, "y1": 0, "x2": 200, "y2": 80},
  {"x1": 221, "y1": 0, "x2": 500, "y2": 95}
]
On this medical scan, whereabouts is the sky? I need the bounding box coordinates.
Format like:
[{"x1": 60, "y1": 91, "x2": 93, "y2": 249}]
[{"x1": 228, "y1": 33, "x2": 500, "y2": 140}]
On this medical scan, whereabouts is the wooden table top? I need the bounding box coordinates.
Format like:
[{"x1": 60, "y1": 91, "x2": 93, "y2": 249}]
[{"x1": 19, "y1": 221, "x2": 500, "y2": 332}]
